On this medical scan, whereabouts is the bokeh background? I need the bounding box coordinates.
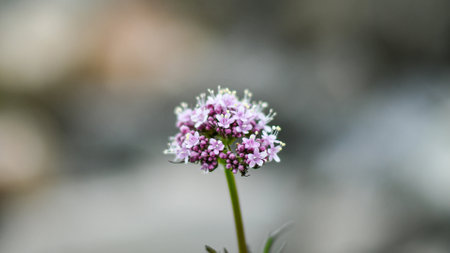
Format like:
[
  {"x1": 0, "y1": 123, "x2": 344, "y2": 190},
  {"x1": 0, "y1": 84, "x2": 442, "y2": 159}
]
[{"x1": 1, "y1": 0, "x2": 450, "y2": 252}]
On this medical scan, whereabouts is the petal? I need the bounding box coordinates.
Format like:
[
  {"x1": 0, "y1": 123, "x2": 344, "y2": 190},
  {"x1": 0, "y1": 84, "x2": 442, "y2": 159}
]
[
  {"x1": 257, "y1": 159, "x2": 264, "y2": 166},
  {"x1": 274, "y1": 155, "x2": 280, "y2": 162},
  {"x1": 260, "y1": 151, "x2": 268, "y2": 159}
]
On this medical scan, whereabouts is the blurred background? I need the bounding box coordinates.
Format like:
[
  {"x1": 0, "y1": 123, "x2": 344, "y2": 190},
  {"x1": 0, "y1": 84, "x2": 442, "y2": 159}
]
[{"x1": 0, "y1": 0, "x2": 450, "y2": 252}]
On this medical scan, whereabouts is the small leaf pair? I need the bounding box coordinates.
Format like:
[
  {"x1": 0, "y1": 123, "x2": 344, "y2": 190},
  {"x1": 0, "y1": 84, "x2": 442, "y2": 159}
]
[{"x1": 205, "y1": 245, "x2": 229, "y2": 253}]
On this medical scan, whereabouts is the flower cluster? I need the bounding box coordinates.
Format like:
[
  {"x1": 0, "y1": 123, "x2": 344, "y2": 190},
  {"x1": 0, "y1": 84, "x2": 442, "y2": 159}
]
[{"x1": 164, "y1": 87, "x2": 284, "y2": 176}]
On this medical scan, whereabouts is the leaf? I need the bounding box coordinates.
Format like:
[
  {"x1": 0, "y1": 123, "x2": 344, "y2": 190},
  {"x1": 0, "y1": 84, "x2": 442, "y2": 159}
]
[
  {"x1": 205, "y1": 245, "x2": 217, "y2": 253},
  {"x1": 262, "y1": 221, "x2": 294, "y2": 253},
  {"x1": 205, "y1": 245, "x2": 230, "y2": 253}
]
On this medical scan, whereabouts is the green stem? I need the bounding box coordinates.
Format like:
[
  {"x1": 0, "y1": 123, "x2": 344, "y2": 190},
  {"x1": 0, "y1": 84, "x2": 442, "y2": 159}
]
[{"x1": 224, "y1": 167, "x2": 248, "y2": 253}]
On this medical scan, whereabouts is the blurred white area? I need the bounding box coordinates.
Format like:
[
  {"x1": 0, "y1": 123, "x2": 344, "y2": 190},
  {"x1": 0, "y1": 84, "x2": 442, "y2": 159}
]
[
  {"x1": 317, "y1": 84, "x2": 450, "y2": 211},
  {"x1": 0, "y1": 159, "x2": 297, "y2": 253}
]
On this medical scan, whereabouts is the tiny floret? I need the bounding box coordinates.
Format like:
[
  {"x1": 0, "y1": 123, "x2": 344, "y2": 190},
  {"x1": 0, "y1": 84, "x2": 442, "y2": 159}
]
[
  {"x1": 247, "y1": 149, "x2": 267, "y2": 168},
  {"x1": 164, "y1": 87, "x2": 284, "y2": 176},
  {"x1": 208, "y1": 138, "x2": 225, "y2": 155}
]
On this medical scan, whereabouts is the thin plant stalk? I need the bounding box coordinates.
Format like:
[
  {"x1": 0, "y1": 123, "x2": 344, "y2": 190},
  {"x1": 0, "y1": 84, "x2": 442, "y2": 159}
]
[{"x1": 224, "y1": 167, "x2": 248, "y2": 253}]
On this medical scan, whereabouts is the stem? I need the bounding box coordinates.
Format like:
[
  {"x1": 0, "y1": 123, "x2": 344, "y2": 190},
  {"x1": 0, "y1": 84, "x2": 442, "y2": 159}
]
[{"x1": 224, "y1": 167, "x2": 248, "y2": 253}]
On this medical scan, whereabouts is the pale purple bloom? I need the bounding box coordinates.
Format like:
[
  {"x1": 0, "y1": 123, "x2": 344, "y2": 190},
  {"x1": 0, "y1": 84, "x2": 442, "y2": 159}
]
[
  {"x1": 255, "y1": 114, "x2": 272, "y2": 132},
  {"x1": 261, "y1": 131, "x2": 278, "y2": 146},
  {"x1": 176, "y1": 145, "x2": 191, "y2": 163},
  {"x1": 163, "y1": 136, "x2": 178, "y2": 155},
  {"x1": 185, "y1": 131, "x2": 200, "y2": 148},
  {"x1": 176, "y1": 108, "x2": 193, "y2": 125},
  {"x1": 219, "y1": 93, "x2": 238, "y2": 108},
  {"x1": 267, "y1": 145, "x2": 281, "y2": 162},
  {"x1": 200, "y1": 162, "x2": 210, "y2": 172},
  {"x1": 234, "y1": 105, "x2": 254, "y2": 134},
  {"x1": 254, "y1": 107, "x2": 275, "y2": 132},
  {"x1": 234, "y1": 105, "x2": 254, "y2": 123},
  {"x1": 206, "y1": 95, "x2": 220, "y2": 109},
  {"x1": 191, "y1": 107, "x2": 209, "y2": 128},
  {"x1": 236, "y1": 122, "x2": 252, "y2": 134},
  {"x1": 216, "y1": 113, "x2": 235, "y2": 128},
  {"x1": 247, "y1": 149, "x2": 267, "y2": 168},
  {"x1": 242, "y1": 134, "x2": 260, "y2": 149},
  {"x1": 208, "y1": 138, "x2": 224, "y2": 155},
  {"x1": 236, "y1": 123, "x2": 252, "y2": 134},
  {"x1": 165, "y1": 86, "x2": 283, "y2": 175}
]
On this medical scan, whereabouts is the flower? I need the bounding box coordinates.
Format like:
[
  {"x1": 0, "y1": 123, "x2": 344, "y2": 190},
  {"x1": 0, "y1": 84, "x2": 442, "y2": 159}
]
[
  {"x1": 208, "y1": 138, "x2": 224, "y2": 155},
  {"x1": 191, "y1": 107, "x2": 210, "y2": 128},
  {"x1": 267, "y1": 145, "x2": 281, "y2": 162},
  {"x1": 219, "y1": 93, "x2": 238, "y2": 108},
  {"x1": 185, "y1": 131, "x2": 200, "y2": 148},
  {"x1": 247, "y1": 149, "x2": 267, "y2": 168},
  {"x1": 233, "y1": 105, "x2": 252, "y2": 122},
  {"x1": 176, "y1": 145, "x2": 191, "y2": 163},
  {"x1": 261, "y1": 127, "x2": 280, "y2": 146},
  {"x1": 216, "y1": 112, "x2": 235, "y2": 128},
  {"x1": 175, "y1": 103, "x2": 193, "y2": 127},
  {"x1": 235, "y1": 122, "x2": 252, "y2": 134},
  {"x1": 164, "y1": 86, "x2": 284, "y2": 176},
  {"x1": 242, "y1": 134, "x2": 260, "y2": 150}
]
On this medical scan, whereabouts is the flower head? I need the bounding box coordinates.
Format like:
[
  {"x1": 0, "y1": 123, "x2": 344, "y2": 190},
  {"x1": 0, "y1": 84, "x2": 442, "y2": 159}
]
[{"x1": 165, "y1": 87, "x2": 284, "y2": 176}]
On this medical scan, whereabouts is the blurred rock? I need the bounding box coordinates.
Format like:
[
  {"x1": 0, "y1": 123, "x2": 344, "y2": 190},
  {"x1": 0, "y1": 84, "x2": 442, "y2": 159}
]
[
  {"x1": 0, "y1": 108, "x2": 58, "y2": 192},
  {"x1": 315, "y1": 77, "x2": 450, "y2": 212},
  {"x1": 85, "y1": 1, "x2": 211, "y2": 94},
  {"x1": 0, "y1": 0, "x2": 87, "y2": 91}
]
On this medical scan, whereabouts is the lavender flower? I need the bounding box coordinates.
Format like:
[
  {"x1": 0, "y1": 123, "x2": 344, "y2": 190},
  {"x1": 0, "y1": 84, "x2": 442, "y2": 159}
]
[
  {"x1": 185, "y1": 131, "x2": 200, "y2": 148},
  {"x1": 216, "y1": 112, "x2": 235, "y2": 128},
  {"x1": 235, "y1": 122, "x2": 252, "y2": 134},
  {"x1": 267, "y1": 145, "x2": 281, "y2": 162},
  {"x1": 247, "y1": 149, "x2": 267, "y2": 168},
  {"x1": 261, "y1": 127, "x2": 281, "y2": 146},
  {"x1": 242, "y1": 134, "x2": 260, "y2": 150},
  {"x1": 164, "y1": 87, "x2": 284, "y2": 176},
  {"x1": 176, "y1": 145, "x2": 190, "y2": 163},
  {"x1": 208, "y1": 138, "x2": 225, "y2": 155},
  {"x1": 191, "y1": 107, "x2": 210, "y2": 128}
]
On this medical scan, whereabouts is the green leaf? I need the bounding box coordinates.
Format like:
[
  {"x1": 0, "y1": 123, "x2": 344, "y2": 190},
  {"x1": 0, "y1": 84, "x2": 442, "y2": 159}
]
[
  {"x1": 263, "y1": 221, "x2": 293, "y2": 253},
  {"x1": 205, "y1": 245, "x2": 230, "y2": 253},
  {"x1": 205, "y1": 245, "x2": 217, "y2": 253}
]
